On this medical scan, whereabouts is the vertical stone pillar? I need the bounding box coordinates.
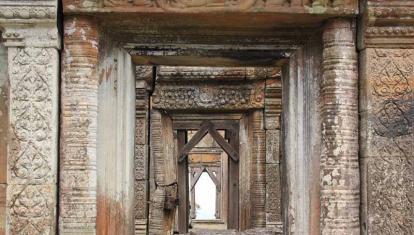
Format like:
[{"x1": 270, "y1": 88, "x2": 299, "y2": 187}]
[
  {"x1": 134, "y1": 66, "x2": 152, "y2": 235},
  {"x1": 1, "y1": 1, "x2": 60, "y2": 233},
  {"x1": 60, "y1": 16, "x2": 99, "y2": 234},
  {"x1": 320, "y1": 19, "x2": 360, "y2": 234},
  {"x1": 359, "y1": 2, "x2": 414, "y2": 234},
  {"x1": 264, "y1": 78, "x2": 282, "y2": 231},
  {"x1": 251, "y1": 110, "x2": 266, "y2": 228}
]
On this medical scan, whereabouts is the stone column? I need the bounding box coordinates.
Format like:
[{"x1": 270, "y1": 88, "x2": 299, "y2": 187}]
[
  {"x1": 60, "y1": 16, "x2": 99, "y2": 234},
  {"x1": 251, "y1": 110, "x2": 266, "y2": 228},
  {"x1": 359, "y1": 1, "x2": 414, "y2": 234},
  {"x1": 0, "y1": 1, "x2": 60, "y2": 234},
  {"x1": 320, "y1": 19, "x2": 360, "y2": 234}
]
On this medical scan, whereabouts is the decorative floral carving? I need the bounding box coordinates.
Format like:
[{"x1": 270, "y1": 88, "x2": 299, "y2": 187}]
[
  {"x1": 8, "y1": 186, "x2": 53, "y2": 235},
  {"x1": 152, "y1": 82, "x2": 264, "y2": 110},
  {"x1": 370, "y1": 49, "x2": 413, "y2": 140},
  {"x1": 366, "y1": 48, "x2": 414, "y2": 234},
  {"x1": 0, "y1": 6, "x2": 55, "y2": 19},
  {"x1": 7, "y1": 47, "x2": 56, "y2": 235},
  {"x1": 9, "y1": 48, "x2": 54, "y2": 184}
]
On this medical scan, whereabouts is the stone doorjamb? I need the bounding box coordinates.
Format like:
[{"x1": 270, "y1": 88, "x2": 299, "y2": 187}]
[{"x1": 0, "y1": 0, "x2": 60, "y2": 234}]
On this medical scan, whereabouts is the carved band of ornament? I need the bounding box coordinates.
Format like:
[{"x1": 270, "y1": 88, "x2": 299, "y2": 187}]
[
  {"x1": 95, "y1": 0, "x2": 358, "y2": 12},
  {"x1": 152, "y1": 82, "x2": 265, "y2": 110},
  {"x1": 366, "y1": 27, "x2": 414, "y2": 37},
  {"x1": 369, "y1": 7, "x2": 414, "y2": 19},
  {"x1": 156, "y1": 66, "x2": 280, "y2": 81},
  {"x1": 0, "y1": 6, "x2": 56, "y2": 20}
]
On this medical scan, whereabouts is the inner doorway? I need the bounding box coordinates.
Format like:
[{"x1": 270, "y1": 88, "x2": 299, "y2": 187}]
[
  {"x1": 175, "y1": 119, "x2": 239, "y2": 233},
  {"x1": 144, "y1": 66, "x2": 283, "y2": 235}
]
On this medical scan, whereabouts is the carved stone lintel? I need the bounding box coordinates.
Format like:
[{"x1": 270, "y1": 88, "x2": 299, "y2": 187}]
[
  {"x1": 360, "y1": 1, "x2": 414, "y2": 48},
  {"x1": 157, "y1": 66, "x2": 280, "y2": 81},
  {"x1": 152, "y1": 81, "x2": 265, "y2": 111},
  {"x1": 65, "y1": 0, "x2": 358, "y2": 14},
  {"x1": 0, "y1": 2, "x2": 56, "y2": 21},
  {"x1": 320, "y1": 19, "x2": 359, "y2": 234}
]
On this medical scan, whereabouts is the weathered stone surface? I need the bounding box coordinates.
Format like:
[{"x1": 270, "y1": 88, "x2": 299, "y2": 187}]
[
  {"x1": 152, "y1": 81, "x2": 265, "y2": 111},
  {"x1": 157, "y1": 66, "x2": 279, "y2": 81},
  {"x1": 264, "y1": 79, "x2": 282, "y2": 130},
  {"x1": 0, "y1": 42, "x2": 7, "y2": 235},
  {"x1": 320, "y1": 19, "x2": 359, "y2": 234},
  {"x1": 64, "y1": 0, "x2": 357, "y2": 15},
  {"x1": 8, "y1": 47, "x2": 58, "y2": 185},
  {"x1": 60, "y1": 16, "x2": 99, "y2": 234},
  {"x1": 135, "y1": 73, "x2": 150, "y2": 234},
  {"x1": 265, "y1": 164, "x2": 281, "y2": 227},
  {"x1": 6, "y1": 46, "x2": 59, "y2": 235},
  {"x1": 265, "y1": 130, "x2": 280, "y2": 164},
  {"x1": 361, "y1": 48, "x2": 414, "y2": 234},
  {"x1": 251, "y1": 111, "x2": 266, "y2": 228},
  {"x1": 7, "y1": 185, "x2": 56, "y2": 234}
]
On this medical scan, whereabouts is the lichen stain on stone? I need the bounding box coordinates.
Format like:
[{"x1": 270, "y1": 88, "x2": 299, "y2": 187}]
[
  {"x1": 64, "y1": 19, "x2": 77, "y2": 36},
  {"x1": 98, "y1": 66, "x2": 113, "y2": 85}
]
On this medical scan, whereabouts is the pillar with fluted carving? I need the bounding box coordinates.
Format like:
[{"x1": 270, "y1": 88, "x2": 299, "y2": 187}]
[
  {"x1": 320, "y1": 19, "x2": 360, "y2": 235},
  {"x1": 59, "y1": 16, "x2": 99, "y2": 234}
]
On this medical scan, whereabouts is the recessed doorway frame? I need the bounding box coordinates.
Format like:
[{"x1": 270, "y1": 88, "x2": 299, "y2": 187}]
[{"x1": 172, "y1": 116, "x2": 240, "y2": 233}]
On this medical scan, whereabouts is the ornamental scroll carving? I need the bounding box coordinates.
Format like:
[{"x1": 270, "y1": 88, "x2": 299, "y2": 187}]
[
  {"x1": 152, "y1": 81, "x2": 265, "y2": 110},
  {"x1": 367, "y1": 49, "x2": 413, "y2": 234},
  {"x1": 9, "y1": 48, "x2": 54, "y2": 184},
  {"x1": 101, "y1": 0, "x2": 356, "y2": 12},
  {"x1": 8, "y1": 47, "x2": 57, "y2": 234}
]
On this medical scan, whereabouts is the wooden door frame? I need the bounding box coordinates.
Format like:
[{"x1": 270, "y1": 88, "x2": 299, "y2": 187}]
[{"x1": 174, "y1": 118, "x2": 240, "y2": 233}]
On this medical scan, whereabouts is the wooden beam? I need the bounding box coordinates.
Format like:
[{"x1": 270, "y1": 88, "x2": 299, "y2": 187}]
[
  {"x1": 227, "y1": 129, "x2": 239, "y2": 229},
  {"x1": 178, "y1": 121, "x2": 210, "y2": 162},
  {"x1": 177, "y1": 131, "x2": 189, "y2": 233},
  {"x1": 208, "y1": 125, "x2": 239, "y2": 162}
]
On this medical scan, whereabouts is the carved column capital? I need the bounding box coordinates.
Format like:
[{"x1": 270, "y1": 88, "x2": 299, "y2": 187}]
[
  {"x1": 1, "y1": 25, "x2": 60, "y2": 49},
  {"x1": 359, "y1": 0, "x2": 414, "y2": 49},
  {"x1": 0, "y1": 1, "x2": 59, "y2": 48}
]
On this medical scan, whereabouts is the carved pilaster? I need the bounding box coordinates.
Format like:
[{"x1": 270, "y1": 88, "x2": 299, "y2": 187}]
[
  {"x1": 60, "y1": 16, "x2": 99, "y2": 234},
  {"x1": 1, "y1": 1, "x2": 60, "y2": 234},
  {"x1": 361, "y1": 48, "x2": 413, "y2": 235},
  {"x1": 264, "y1": 78, "x2": 282, "y2": 231},
  {"x1": 251, "y1": 110, "x2": 266, "y2": 228},
  {"x1": 134, "y1": 66, "x2": 152, "y2": 235},
  {"x1": 6, "y1": 44, "x2": 59, "y2": 235},
  {"x1": 320, "y1": 19, "x2": 359, "y2": 234},
  {"x1": 359, "y1": 2, "x2": 414, "y2": 234}
]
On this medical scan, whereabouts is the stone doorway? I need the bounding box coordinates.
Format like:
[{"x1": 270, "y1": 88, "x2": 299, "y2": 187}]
[{"x1": 143, "y1": 66, "x2": 283, "y2": 234}]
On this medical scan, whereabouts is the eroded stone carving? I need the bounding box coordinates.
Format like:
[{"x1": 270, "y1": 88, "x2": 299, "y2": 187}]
[
  {"x1": 364, "y1": 48, "x2": 413, "y2": 234},
  {"x1": 98, "y1": 0, "x2": 357, "y2": 13},
  {"x1": 7, "y1": 46, "x2": 58, "y2": 235},
  {"x1": 320, "y1": 19, "x2": 360, "y2": 234},
  {"x1": 152, "y1": 82, "x2": 265, "y2": 110},
  {"x1": 9, "y1": 48, "x2": 55, "y2": 184},
  {"x1": 251, "y1": 111, "x2": 266, "y2": 228},
  {"x1": 60, "y1": 16, "x2": 99, "y2": 234}
]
